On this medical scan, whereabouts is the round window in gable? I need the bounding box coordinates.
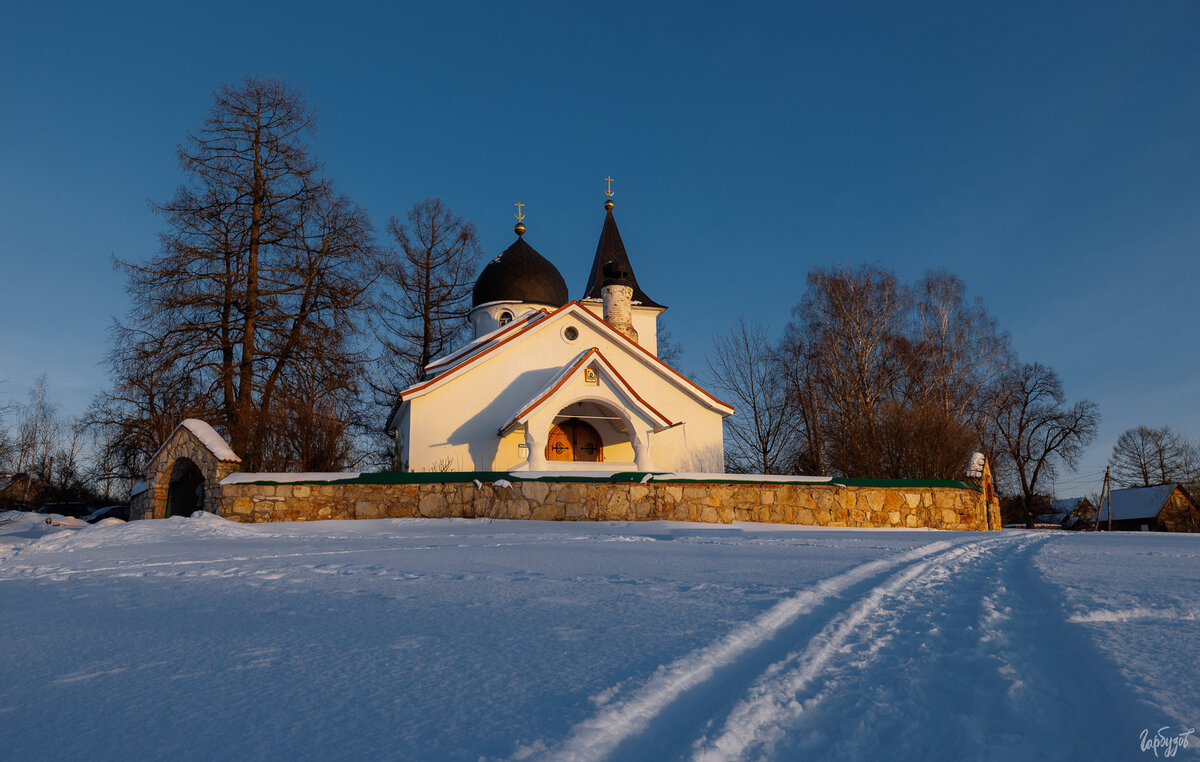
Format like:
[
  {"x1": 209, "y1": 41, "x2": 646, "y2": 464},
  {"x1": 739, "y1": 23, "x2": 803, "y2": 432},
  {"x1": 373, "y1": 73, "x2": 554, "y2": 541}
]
[
  {"x1": 498, "y1": 311, "x2": 513, "y2": 327},
  {"x1": 563, "y1": 326, "x2": 579, "y2": 342}
]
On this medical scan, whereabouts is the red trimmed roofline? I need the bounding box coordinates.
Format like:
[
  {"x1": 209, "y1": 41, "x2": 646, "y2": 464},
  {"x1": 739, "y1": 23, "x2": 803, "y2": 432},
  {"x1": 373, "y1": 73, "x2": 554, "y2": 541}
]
[
  {"x1": 590, "y1": 349, "x2": 674, "y2": 428},
  {"x1": 401, "y1": 300, "x2": 733, "y2": 415},
  {"x1": 400, "y1": 307, "x2": 557, "y2": 400},
  {"x1": 501, "y1": 347, "x2": 674, "y2": 434},
  {"x1": 501, "y1": 349, "x2": 599, "y2": 433},
  {"x1": 567, "y1": 302, "x2": 735, "y2": 413},
  {"x1": 423, "y1": 309, "x2": 545, "y2": 373}
]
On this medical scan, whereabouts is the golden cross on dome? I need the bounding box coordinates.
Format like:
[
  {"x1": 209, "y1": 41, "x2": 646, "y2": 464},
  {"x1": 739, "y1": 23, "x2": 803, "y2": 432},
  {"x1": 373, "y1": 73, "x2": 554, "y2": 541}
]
[
  {"x1": 514, "y1": 202, "x2": 525, "y2": 222},
  {"x1": 604, "y1": 177, "x2": 615, "y2": 198}
]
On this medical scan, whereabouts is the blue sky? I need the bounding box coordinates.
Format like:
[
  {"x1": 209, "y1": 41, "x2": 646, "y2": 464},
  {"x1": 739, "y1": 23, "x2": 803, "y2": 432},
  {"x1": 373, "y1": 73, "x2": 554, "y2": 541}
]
[{"x1": 2, "y1": 1, "x2": 1198, "y2": 493}]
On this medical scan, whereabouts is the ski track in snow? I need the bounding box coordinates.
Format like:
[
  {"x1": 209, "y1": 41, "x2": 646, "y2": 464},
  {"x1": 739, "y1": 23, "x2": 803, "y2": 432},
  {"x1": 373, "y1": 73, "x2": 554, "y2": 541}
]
[
  {"x1": 538, "y1": 532, "x2": 1156, "y2": 762},
  {"x1": 688, "y1": 541, "x2": 995, "y2": 761},
  {"x1": 536, "y1": 538, "x2": 967, "y2": 762}
]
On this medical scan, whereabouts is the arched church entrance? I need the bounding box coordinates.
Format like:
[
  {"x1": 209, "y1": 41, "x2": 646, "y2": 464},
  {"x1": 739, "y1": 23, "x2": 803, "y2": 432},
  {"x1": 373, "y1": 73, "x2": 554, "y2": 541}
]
[
  {"x1": 166, "y1": 458, "x2": 205, "y2": 518},
  {"x1": 546, "y1": 418, "x2": 603, "y2": 462}
]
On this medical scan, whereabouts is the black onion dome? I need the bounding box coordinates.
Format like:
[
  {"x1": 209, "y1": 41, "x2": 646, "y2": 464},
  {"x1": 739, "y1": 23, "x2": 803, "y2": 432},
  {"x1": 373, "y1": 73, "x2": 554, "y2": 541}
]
[{"x1": 472, "y1": 236, "x2": 569, "y2": 308}]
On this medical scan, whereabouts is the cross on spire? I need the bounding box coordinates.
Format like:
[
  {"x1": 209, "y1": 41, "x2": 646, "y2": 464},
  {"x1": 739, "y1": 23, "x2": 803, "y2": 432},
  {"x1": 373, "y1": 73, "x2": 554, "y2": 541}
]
[{"x1": 513, "y1": 202, "x2": 526, "y2": 236}]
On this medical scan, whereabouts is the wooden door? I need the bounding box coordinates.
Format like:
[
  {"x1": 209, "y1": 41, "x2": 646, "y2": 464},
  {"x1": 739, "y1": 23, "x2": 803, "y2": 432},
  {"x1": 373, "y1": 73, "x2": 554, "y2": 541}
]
[{"x1": 546, "y1": 419, "x2": 603, "y2": 462}]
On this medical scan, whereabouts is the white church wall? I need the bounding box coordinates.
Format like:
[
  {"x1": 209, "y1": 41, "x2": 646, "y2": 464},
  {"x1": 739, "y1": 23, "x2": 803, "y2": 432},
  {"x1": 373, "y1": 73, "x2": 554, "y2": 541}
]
[
  {"x1": 651, "y1": 416, "x2": 726, "y2": 472},
  {"x1": 403, "y1": 306, "x2": 727, "y2": 473},
  {"x1": 495, "y1": 428, "x2": 527, "y2": 471},
  {"x1": 407, "y1": 350, "x2": 562, "y2": 472},
  {"x1": 630, "y1": 307, "x2": 661, "y2": 356}
]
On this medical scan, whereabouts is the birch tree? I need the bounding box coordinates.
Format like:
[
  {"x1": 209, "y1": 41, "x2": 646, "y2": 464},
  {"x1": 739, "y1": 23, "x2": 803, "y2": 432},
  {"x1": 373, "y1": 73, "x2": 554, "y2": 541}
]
[{"x1": 776, "y1": 266, "x2": 1014, "y2": 479}]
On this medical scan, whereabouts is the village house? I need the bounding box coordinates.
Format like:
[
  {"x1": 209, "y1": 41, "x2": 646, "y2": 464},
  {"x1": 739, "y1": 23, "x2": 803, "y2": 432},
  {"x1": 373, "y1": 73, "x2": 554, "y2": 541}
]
[
  {"x1": 1038, "y1": 496, "x2": 1096, "y2": 529},
  {"x1": 0, "y1": 472, "x2": 35, "y2": 509},
  {"x1": 1095, "y1": 484, "x2": 1199, "y2": 532}
]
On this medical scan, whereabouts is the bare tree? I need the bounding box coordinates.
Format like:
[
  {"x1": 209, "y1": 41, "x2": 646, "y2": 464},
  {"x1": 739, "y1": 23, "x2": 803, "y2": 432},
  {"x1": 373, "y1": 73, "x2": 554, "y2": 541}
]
[
  {"x1": 776, "y1": 322, "x2": 826, "y2": 474},
  {"x1": 0, "y1": 379, "x2": 14, "y2": 472},
  {"x1": 909, "y1": 271, "x2": 1012, "y2": 426},
  {"x1": 367, "y1": 198, "x2": 480, "y2": 469},
  {"x1": 13, "y1": 375, "x2": 60, "y2": 480},
  {"x1": 1180, "y1": 438, "x2": 1200, "y2": 497},
  {"x1": 1109, "y1": 425, "x2": 1193, "y2": 487},
  {"x1": 85, "y1": 426, "x2": 128, "y2": 503},
  {"x1": 784, "y1": 265, "x2": 909, "y2": 476},
  {"x1": 778, "y1": 266, "x2": 1013, "y2": 479},
  {"x1": 3, "y1": 376, "x2": 100, "y2": 505},
  {"x1": 374, "y1": 197, "x2": 480, "y2": 386},
  {"x1": 707, "y1": 318, "x2": 801, "y2": 474},
  {"x1": 86, "y1": 324, "x2": 213, "y2": 485},
  {"x1": 990, "y1": 362, "x2": 1099, "y2": 527},
  {"x1": 104, "y1": 75, "x2": 375, "y2": 470},
  {"x1": 656, "y1": 320, "x2": 683, "y2": 366},
  {"x1": 51, "y1": 420, "x2": 88, "y2": 498}
]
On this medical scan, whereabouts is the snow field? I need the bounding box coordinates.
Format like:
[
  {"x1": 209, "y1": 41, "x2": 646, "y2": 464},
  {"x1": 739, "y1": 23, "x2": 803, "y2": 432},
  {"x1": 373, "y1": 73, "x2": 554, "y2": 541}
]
[{"x1": 0, "y1": 512, "x2": 1196, "y2": 761}]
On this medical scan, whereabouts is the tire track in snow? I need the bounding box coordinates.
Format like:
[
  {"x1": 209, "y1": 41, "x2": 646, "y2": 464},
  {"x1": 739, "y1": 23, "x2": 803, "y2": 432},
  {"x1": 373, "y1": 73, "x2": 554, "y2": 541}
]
[
  {"x1": 536, "y1": 537, "x2": 986, "y2": 762},
  {"x1": 688, "y1": 536, "x2": 1030, "y2": 762}
]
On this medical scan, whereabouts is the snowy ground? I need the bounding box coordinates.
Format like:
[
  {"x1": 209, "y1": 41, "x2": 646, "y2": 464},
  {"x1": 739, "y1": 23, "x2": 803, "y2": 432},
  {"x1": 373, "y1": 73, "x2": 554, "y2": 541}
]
[{"x1": 1, "y1": 512, "x2": 1197, "y2": 761}]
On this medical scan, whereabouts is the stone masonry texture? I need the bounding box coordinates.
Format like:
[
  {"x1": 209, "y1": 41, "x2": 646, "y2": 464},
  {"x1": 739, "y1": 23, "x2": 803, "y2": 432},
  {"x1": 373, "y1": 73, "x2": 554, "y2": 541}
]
[{"x1": 212, "y1": 478, "x2": 999, "y2": 531}]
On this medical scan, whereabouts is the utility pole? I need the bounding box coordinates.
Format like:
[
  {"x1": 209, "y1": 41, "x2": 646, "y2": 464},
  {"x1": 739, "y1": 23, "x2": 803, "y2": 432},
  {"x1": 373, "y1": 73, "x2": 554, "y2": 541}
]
[
  {"x1": 1107, "y1": 467, "x2": 1113, "y2": 532},
  {"x1": 1094, "y1": 466, "x2": 1110, "y2": 532}
]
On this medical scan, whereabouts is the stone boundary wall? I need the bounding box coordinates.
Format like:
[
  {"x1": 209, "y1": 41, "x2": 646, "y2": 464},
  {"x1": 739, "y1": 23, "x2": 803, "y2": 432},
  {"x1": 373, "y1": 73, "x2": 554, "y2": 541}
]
[{"x1": 215, "y1": 478, "x2": 1000, "y2": 531}]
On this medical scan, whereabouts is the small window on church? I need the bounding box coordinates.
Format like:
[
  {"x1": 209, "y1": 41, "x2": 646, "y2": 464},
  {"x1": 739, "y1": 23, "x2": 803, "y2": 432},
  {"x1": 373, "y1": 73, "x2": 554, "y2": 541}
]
[
  {"x1": 563, "y1": 326, "x2": 579, "y2": 341},
  {"x1": 498, "y1": 311, "x2": 513, "y2": 326}
]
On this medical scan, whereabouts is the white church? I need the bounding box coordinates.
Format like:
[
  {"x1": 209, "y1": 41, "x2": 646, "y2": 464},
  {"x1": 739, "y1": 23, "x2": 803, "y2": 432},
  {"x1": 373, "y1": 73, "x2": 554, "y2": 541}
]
[{"x1": 386, "y1": 191, "x2": 733, "y2": 473}]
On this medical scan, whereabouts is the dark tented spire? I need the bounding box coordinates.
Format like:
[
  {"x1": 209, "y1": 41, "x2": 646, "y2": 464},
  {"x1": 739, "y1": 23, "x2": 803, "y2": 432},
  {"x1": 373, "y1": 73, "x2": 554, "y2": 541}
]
[{"x1": 581, "y1": 207, "x2": 665, "y2": 309}]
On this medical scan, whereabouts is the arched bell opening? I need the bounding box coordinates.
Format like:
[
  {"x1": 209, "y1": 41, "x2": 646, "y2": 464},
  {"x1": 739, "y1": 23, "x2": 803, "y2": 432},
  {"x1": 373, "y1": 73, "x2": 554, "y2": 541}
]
[{"x1": 166, "y1": 458, "x2": 205, "y2": 518}]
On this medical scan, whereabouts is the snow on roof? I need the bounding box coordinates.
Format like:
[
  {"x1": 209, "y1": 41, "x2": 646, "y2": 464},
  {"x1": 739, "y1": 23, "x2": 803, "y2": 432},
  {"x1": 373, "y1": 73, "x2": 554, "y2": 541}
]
[
  {"x1": 1052, "y1": 497, "x2": 1086, "y2": 513},
  {"x1": 1103, "y1": 484, "x2": 1180, "y2": 521},
  {"x1": 181, "y1": 419, "x2": 241, "y2": 463},
  {"x1": 1036, "y1": 497, "x2": 1089, "y2": 524},
  {"x1": 967, "y1": 452, "x2": 985, "y2": 478},
  {"x1": 499, "y1": 471, "x2": 834, "y2": 484},
  {"x1": 423, "y1": 309, "x2": 545, "y2": 374},
  {"x1": 646, "y1": 472, "x2": 834, "y2": 484},
  {"x1": 130, "y1": 481, "x2": 147, "y2": 497},
  {"x1": 1104, "y1": 484, "x2": 1178, "y2": 521},
  {"x1": 148, "y1": 419, "x2": 242, "y2": 466}
]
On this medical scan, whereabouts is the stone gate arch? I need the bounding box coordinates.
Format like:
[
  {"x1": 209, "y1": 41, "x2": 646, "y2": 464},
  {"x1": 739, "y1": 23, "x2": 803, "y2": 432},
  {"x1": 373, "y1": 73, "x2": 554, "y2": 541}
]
[{"x1": 130, "y1": 419, "x2": 243, "y2": 520}]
